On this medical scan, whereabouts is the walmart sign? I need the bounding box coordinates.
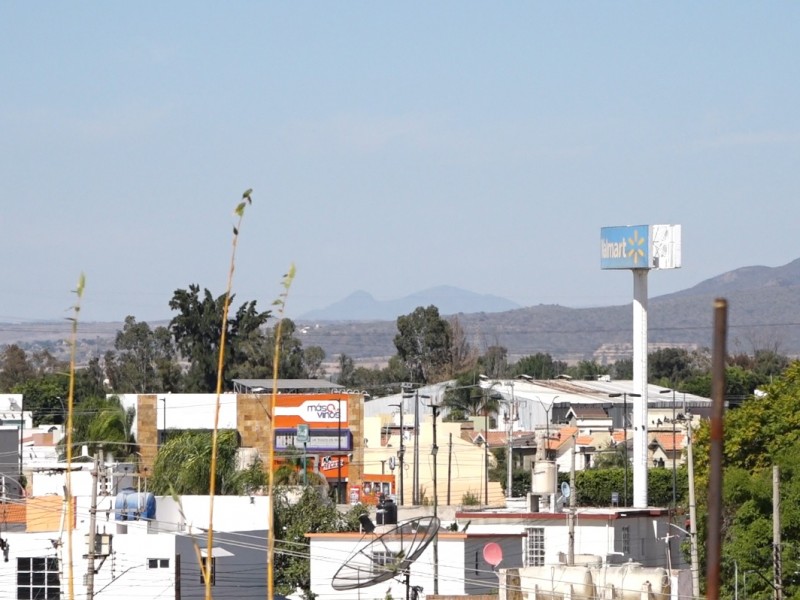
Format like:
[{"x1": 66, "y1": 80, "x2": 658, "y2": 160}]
[{"x1": 600, "y1": 224, "x2": 681, "y2": 270}]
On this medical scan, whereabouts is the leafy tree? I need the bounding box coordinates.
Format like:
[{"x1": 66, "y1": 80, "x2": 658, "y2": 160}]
[
  {"x1": 303, "y1": 346, "x2": 326, "y2": 379},
  {"x1": 510, "y1": 353, "x2": 567, "y2": 380},
  {"x1": 105, "y1": 316, "x2": 181, "y2": 393},
  {"x1": 479, "y1": 345, "x2": 508, "y2": 379},
  {"x1": 0, "y1": 344, "x2": 35, "y2": 391},
  {"x1": 58, "y1": 395, "x2": 136, "y2": 459},
  {"x1": 150, "y1": 429, "x2": 251, "y2": 495},
  {"x1": 394, "y1": 305, "x2": 452, "y2": 383},
  {"x1": 168, "y1": 285, "x2": 271, "y2": 391},
  {"x1": 691, "y1": 361, "x2": 800, "y2": 599},
  {"x1": 336, "y1": 353, "x2": 355, "y2": 386},
  {"x1": 273, "y1": 487, "x2": 366, "y2": 596},
  {"x1": 12, "y1": 374, "x2": 68, "y2": 425},
  {"x1": 567, "y1": 360, "x2": 608, "y2": 381},
  {"x1": 649, "y1": 347, "x2": 695, "y2": 384},
  {"x1": 449, "y1": 316, "x2": 477, "y2": 375},
  {"x1": 611, "y1": 358, "x2": 633, "y2": 380}
]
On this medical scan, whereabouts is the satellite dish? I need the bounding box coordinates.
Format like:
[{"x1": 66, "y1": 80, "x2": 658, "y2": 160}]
[
  {"x1": 331, "y1": 516, "x2": 440, "y2": 593},
  {"x1": 561, "y1": 482, "x2": 571, "y2": 498},
  {"x1": 483, "y1": 542, "x2": 503, "y2": 568}
]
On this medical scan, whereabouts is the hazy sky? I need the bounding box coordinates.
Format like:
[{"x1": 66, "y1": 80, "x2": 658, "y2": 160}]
[{"x1": 2, "y1": 3, "x2": 799, "y2": 324}]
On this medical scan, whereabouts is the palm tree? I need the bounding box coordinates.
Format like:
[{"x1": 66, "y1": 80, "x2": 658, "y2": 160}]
[
  {"x1": 59, "y1": 396, "x2": 136, "y2": 460},
  {"x1": 150, "y1": 429, "x2": 248, "y2": 495}
]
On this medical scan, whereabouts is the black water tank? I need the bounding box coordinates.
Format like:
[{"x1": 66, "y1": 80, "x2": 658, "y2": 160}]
[{"x1": 376, "y1": 497, "x2": 397, "y2": 525}]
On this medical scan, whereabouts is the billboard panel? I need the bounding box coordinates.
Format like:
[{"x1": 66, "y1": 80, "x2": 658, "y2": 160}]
[
  {"x1": 275, "y1": 428, "x2": 352, "y2": 451},
  {"x1": 273, "y1": 393, "x2": 348, "y2": 429},
  {"x1": 601, "y1": 224, "x2": 681, "y2": 270},
  {"x1": 600, "y1": 225, "x2": 650, "y2": 269},
  {"x1": 650, "y1": 224, "x2": 682, "y2": 270}
]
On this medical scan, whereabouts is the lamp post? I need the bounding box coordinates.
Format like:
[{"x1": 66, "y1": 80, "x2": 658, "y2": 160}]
[
  {"x1": 608, "y1": 392, "x2": 641, "y2": 507},
  {"x1": 660, "y1": 388, "x2": 679, "y2": 508}
]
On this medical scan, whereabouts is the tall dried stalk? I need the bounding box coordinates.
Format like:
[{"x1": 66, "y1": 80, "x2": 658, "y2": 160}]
[
  {"x1": 204, "y1": 189, "x2": 252, "y2": 600},
  {"x1": 65, "y1": 273, "x2": 85, "y2": 600},
  {"x1": 267, "y1": 264, "x2": 296, "y2": 599}
]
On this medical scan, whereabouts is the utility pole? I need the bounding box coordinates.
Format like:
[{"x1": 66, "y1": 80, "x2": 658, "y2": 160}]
[
  {"x1": 428, "y1": 400, "x2": 441, "y2": 595},
  {"x1": 394, "y1": 401, "x2": 406, "y2": 506},
  {"x1": 413, "y1": 389, "x2": 420, "y2": 505},
  {"x1": 86, "y1": 451, "x2": 101, "y2": 600},
  {"x1": 446, "y1": 433, "x2": 452, "y2": 506},
  {"x1": 686, "y1": 414, "x2": 701, "y2": 600},
  {"x1": 568, "y1": 432, "x2": 576, "y2": 566},
  {"x1": 774, "y1": 465, "x2": 783, "y2": 600}
]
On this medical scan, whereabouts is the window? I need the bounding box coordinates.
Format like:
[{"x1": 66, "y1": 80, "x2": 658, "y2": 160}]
[
  {"x1": 524, "y1": 527, "x2": 545, "y2": 567},
  {"x1": 371, "y1": 551, "x2": 399, "y2": 576},
  {"x1": 17, "y1": 557, "x2": 60, "y2": 600},
  {"x1": 200, "y1": 557, "x2": 215, "y2": 585},
  {"x1": 621, "y1": 526, "x2": 631, "y2": 554},
  {"x1": 148, "y1": 558, "x2": 170, "y2": 569}
]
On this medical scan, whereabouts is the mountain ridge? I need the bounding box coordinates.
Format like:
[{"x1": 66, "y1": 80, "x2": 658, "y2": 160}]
[{"x1": 3, "y1": 259, "x2": 800, "y2": 363}]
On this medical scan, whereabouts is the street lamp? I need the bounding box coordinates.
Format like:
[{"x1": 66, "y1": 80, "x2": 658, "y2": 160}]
[{"x1": 608, "y1": 392, "x2": 641, "y2": 507}]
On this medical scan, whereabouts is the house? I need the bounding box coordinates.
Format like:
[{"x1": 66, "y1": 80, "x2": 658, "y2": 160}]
[
  {"x1": 308, "y1": 526, "x2": 525, "y2": 599},
  {"x1": 0, "y1": 463, "x2": 271, "y2": 600}
]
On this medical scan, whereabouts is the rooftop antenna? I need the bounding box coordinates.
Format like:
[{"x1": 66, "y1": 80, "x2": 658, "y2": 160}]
[{"x1": 331, "y1": 515, "x2": 440, "y2": 600}]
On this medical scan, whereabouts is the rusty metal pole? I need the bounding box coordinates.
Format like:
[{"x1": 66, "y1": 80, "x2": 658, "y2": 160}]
[{"x1": 707, "y1": 298, "x2": 728, "y2": 600}]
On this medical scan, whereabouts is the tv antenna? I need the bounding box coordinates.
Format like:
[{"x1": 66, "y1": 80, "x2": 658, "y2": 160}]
[{"x1": 331, "y1": 515, "x2": 440, "y2": 600}]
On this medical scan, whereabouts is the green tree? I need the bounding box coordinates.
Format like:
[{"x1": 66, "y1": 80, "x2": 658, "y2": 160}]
[
  {"x1": 649, "y1": 347, "x2": 695, "y2": 384},
  {"x1": 336, "y1": 353, "x2": 355, "y2": 386},
  {"x1": 168, "y1": 285, "x2": 271, "y2": 391},
  {"x1": 510, "y1": 353, "x2": 567, "y2": 380},
  {"x1": 479, "y1": 345, "x2": 508, "y2": 379},
  {"x1": 691, "y1": 361, "x2": 800, "y2": 599},
  {"x1": 58, "y1": 395, "x2": 136, "y2": 459},
  {"x1": 273, "y1": 487, "x2": 366, "y2": 596},
  {"x1": 150, "y1": 429, "x2": 252, "y2": 495},
  {"x1": 303, "y1": 346, "x2": 326, "y2": 379},
  {"x1": 0, "y1": 344, "x2": 34, "y2": 391},
  {"x1": 106, "y1": 316, "x2": 181, "y2": 393},
  {"x1": 12, "y1": 374, "x2": 68, "y2": 425},
  {"x1": 394, "y1": 305, "x2": 452, "y2": 383}
]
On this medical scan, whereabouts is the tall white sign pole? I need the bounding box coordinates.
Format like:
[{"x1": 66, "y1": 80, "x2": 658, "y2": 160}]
[
  {"x1": 601, "y1": 224, "x2": 681, "y2": 510},
  {"x1": 632, "y1": 269, "x2": 649, "y2": 508}
]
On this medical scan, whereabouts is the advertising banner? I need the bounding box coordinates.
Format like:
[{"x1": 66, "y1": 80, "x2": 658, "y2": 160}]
[
  {"x1": 273, "y1": 394, "x2": 348, "y2": 429},
  {"x1": 600, "y1": 224, "x2": 681, "y2": 270}
]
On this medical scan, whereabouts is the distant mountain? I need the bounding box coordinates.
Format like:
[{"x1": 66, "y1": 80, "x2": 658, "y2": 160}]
[
  {"x1": 295, "y1": 258, "x2": 800, "y2": 360},
  {"x1": 299, "y1": 285, "x2": 521, "y2": 321},
  {"x1": 4, "y1": 260, "x2": 800, "y2": 364}
]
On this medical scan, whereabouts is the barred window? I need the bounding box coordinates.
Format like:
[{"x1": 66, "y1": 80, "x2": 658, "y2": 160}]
[
  {"x1": 524, "y1": 527, "x2": 545, "y2": 567},
  {"x1": 622, "y1": 526, "x2": 631, "y2": 554},
  {"x1": 148, "y1": 558, "x2": 170, "y2": 569},
  {"x1": 200, "y1": 557, "x2": 215, "y2": 585},
  {"x1": 371, "y1": 551, "x2": 399, "y2": 576},
  {"x1": 17, "y1": 557, "x2": 60, "y2": 600}
]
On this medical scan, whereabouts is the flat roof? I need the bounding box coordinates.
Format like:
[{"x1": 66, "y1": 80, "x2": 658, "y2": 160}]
[{"x1": 232, "y1": 379, "x2": 345, "y2": 393}]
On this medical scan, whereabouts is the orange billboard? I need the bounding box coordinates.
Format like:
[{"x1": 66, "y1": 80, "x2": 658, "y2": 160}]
[{"x1": 273, "y1": 393, "x2": 349, "y2": 429}]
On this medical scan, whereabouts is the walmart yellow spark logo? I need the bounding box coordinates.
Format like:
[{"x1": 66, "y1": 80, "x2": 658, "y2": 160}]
[{"x1": 627, "y1": 230, "x2": 646, "y2": 265}]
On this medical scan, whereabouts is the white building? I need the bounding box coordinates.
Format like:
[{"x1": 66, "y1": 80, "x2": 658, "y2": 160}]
[{"x1": 1, "y1": 465, "x2": 272, "y2": 600}]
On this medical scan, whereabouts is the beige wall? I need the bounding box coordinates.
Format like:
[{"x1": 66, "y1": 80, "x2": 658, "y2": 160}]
[{"x1": 362, "y1": 415, "x2": 504, "y2": 506}]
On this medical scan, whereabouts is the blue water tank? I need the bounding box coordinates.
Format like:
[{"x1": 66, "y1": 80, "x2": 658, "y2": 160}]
[{"x1": 114, "y1": 488, "x2": 157, "y2": 521}]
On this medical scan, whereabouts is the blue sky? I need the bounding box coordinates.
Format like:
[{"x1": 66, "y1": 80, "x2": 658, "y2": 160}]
[{"x1": 2, "y1": 3, "x2": 799, "y2": 323}]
